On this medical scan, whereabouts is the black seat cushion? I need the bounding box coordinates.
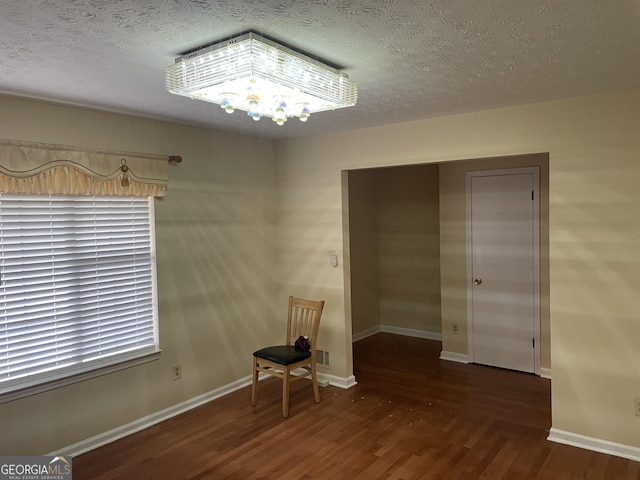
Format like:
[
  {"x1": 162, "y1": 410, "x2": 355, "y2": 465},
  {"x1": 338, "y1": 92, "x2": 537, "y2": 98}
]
[{"x1": 253, "y1": 345, "x2": 311, "y2": 366}]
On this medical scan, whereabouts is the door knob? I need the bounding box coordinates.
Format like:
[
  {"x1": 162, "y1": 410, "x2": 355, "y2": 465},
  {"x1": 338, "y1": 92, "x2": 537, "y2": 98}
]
[{"x1": 474, "y1": 278, "x2": 482, "y2": 285}]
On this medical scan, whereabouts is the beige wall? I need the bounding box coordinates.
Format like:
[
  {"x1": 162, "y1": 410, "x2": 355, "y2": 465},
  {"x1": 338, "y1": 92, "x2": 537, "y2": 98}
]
[
  {"x1": 0, "y1": 96, "x2": 277, "y2": 454},
  {"x1": 273, "y1": 144, "x2": 352, "y2": 378},
  {"x1": 348, "y1": 165, "x2": 441, "y2": 336},
  {"x1": 377, "y1": 165, "x2": 441, "y2": 333},
  {"x1": 347, "y1": 169, "x2": 381, "y2": 334},
  {"x1": 275, "y1": 87, "x2": 640, "y2": 449}
]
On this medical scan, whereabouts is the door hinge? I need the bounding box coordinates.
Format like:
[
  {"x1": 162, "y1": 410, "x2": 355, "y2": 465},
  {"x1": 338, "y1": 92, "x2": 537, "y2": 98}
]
[
  {"x1": 532, "y1": 338, "x2": 535, "y2": 348},
  {"x1": 532, "y1": 190, "x2": 534, "y2": 200}
]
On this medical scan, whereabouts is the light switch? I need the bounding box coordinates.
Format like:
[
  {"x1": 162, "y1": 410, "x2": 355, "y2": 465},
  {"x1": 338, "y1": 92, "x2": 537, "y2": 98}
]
[{"x1": 329, "y1": 250, "x2": 338, "y2": 267}]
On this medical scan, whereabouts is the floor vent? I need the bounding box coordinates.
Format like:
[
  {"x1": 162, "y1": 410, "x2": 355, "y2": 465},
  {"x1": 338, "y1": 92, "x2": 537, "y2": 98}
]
[{"x1": 316, "y1": 348, "x2": 330, "y2": 367}]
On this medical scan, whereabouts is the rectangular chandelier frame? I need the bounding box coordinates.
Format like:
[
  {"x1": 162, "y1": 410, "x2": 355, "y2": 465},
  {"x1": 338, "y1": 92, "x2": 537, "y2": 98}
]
[{"x1": 165, "y1": 32, "x2": 358, "y2": 125}]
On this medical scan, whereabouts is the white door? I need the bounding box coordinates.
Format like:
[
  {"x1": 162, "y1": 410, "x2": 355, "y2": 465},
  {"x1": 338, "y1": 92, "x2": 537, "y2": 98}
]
[{"x1": 467, "y1": 168, "x2": 539, "y2": 373}]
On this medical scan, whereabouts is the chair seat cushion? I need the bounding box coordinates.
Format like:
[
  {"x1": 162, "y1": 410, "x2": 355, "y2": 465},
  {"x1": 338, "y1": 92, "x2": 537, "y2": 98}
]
[{"x1": 253, "y1": 345, "x2": 311, "y2": 366}]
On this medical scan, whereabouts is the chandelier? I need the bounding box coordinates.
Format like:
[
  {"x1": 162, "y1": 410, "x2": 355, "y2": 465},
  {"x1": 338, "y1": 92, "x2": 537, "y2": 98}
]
[{"x1": 165, "y1": 32, "x2": 358, "y2": 125}]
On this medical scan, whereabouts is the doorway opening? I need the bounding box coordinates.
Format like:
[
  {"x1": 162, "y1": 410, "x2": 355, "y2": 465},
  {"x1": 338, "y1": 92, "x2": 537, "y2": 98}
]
[{"x1": 345, "y1": 153, "x2": 550, "y2": 378}]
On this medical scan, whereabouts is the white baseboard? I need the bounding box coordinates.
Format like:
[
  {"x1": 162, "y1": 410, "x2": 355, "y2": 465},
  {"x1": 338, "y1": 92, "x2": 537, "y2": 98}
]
[
  {"x1": 539, "y1": 367, "x2": 552, "y2": 379},
  {"x1": 285, "y1": 371, "x2": 355, "y2": 389},
  {"x1": 320, "y1": 373, "x2": 357, "y2": 389},
  {"x1": 439, "y1": 351, "x2": 469, "y2": 364},
  {"x1": 352, "y1": 326, "x2": 381, "y2": 342},
  {"x1": 50, "y1": 374, "x2": 254, "y2": 457},
  {"x1": 50, "y1": 370, "x2": 357, "y2": 457},
  {"x1": 292, "y1": 370, "x2": 355, "y2": 389},
  {"x1": 548, "y1": 428, "x2": 640, "y2": 463},
  {"x1": 352, "y1": 325, "x2": 442, "y2": 343},
  {"x1": 380, "y1": 325, "x2": 442, "y2": 341}
]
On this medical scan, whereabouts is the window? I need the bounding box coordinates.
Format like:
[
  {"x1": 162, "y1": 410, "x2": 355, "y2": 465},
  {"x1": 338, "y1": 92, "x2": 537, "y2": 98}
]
[{"x1": 0, "y1": 194, "x2": 160, "y2": 401}]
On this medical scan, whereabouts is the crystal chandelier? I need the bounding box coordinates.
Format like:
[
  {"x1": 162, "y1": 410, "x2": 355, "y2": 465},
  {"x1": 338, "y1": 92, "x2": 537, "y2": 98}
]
[{"x1": 165, "y1": 32, "x2": 358, "y2": 125}]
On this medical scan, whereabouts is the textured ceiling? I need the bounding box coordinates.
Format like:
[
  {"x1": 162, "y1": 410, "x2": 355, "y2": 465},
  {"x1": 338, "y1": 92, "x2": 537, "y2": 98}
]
[{"x1": 1, "y1": 0, "x2": 639, "y2": 139}]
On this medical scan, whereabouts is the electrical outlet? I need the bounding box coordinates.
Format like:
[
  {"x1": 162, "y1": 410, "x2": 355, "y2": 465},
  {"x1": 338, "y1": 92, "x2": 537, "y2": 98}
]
[
  {"x1": 634, "y1": 398, "x2": 640, "y2": 417},
  {"x1": 172, "y1": 364, "x2": 182, "y2": 381},
  {"x1": 452, "y1": 323, "x2": 459, "y2": 334}
]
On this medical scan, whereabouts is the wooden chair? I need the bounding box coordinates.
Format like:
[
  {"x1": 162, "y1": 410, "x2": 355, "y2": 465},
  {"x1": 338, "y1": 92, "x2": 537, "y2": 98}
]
[{"x1": 251, "y1": 296, "x2": 325, "y2": 417}]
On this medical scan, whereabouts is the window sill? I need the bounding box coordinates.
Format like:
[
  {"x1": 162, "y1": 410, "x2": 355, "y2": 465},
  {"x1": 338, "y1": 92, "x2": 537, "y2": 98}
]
[{"x1": 0, "y1": 350, "x2": 162, "y2": 405}]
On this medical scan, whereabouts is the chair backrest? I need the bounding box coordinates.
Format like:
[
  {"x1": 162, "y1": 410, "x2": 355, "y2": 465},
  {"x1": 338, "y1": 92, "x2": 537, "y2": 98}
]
[{"x1": 286, "y1": 296, "x2": 324, "y2": 349}]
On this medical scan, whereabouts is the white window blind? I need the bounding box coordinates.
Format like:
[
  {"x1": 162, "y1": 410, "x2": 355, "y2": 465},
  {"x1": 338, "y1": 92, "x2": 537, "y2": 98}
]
[{"x1": 0, "y1": 194, "x2": 159, "y2": 396}]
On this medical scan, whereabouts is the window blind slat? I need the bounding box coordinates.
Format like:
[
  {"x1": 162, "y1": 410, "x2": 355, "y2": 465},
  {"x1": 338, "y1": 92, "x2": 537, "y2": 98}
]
[
  {"x1": 3, "y1": 286, "x2": 153, "y2": 308},
  {"x1": 0, "y1": 194, "x2": 159, "y2": 392},
  {"x1": 3, "y1": 324, "x2": 155, "y2": 363},
  {"x1": 3, "y1": 305, "x2": 154, "y2": 334}
]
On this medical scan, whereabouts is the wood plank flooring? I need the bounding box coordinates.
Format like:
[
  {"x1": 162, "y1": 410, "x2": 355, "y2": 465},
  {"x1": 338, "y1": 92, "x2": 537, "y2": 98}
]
[{"x1": 73, "y1": 333, "x2": 640, "y2": 479}]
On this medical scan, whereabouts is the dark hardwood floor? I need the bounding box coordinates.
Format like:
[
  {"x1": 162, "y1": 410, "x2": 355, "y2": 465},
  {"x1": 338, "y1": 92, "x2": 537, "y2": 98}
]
[{"x1": 73, "y1": 333, "x2": 640, "y2": 479}]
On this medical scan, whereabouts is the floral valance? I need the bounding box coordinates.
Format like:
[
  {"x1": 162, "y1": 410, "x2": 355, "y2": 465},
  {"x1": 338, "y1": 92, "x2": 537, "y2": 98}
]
[{"x1": 0, "y1": 138, "x2": 180, "y2": 197}]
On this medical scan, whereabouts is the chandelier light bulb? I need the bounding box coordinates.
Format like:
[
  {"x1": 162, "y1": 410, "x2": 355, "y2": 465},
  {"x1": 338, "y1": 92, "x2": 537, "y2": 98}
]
[
  {"x1": 298, "y1": 104, "x2": 311, "y2": 122},
  {"x1": 247, "y1": 95, "x2": 261, "y2": 121},
  {"x1": 271, "y1": 100, "x2": 288, "y2": 126},
  {"x1": 272, "y1": 106, "x2": 287, "y2": 125},
  {"x1": 219, "y1": 93, "x2": 238, "y2": 114}
]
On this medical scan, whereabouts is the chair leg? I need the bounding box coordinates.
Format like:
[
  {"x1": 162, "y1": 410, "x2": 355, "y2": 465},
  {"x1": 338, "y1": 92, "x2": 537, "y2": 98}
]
[
  {"x1": 282, "y1": 367, "x2": 290, "y2": 417},
  {"x1": 311, "y1": 362, "x2": 320, "y2": 403},
  {"x1": 251, "y1": 356, "x2": 259, "y2": 406}
]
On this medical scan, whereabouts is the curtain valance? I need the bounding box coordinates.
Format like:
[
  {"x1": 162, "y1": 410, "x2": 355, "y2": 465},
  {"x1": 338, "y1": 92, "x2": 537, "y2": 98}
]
[{"x1": 0, "y1": 138, "x2": 179, "y2": 197}]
